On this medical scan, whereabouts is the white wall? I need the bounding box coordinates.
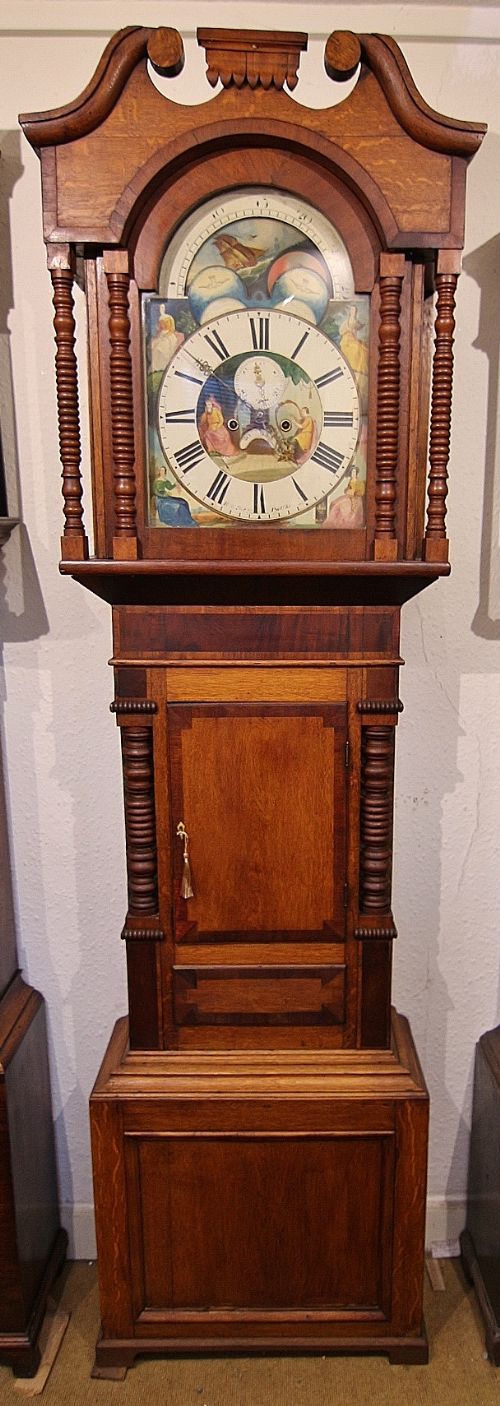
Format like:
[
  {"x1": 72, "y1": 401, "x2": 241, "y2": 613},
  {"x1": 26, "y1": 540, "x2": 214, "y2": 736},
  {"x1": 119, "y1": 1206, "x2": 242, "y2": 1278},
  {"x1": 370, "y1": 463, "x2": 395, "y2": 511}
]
[{"x1": 1, "y1": 1, "x2": 499, "y2": 1257}]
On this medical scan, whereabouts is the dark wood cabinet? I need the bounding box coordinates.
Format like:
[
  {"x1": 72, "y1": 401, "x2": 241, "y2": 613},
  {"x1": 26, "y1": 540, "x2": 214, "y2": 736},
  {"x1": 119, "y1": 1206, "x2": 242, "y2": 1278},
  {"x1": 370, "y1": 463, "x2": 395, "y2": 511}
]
[
  {"x1": 461, "y1": 1026, "x2": 500, "y2": 1365},
  {"x1": 0, "y1": 758, "x2": 66, "y2": 1377},
  {"x1": 19, "y1": 22, "x2": 485, "y2": 1375}
]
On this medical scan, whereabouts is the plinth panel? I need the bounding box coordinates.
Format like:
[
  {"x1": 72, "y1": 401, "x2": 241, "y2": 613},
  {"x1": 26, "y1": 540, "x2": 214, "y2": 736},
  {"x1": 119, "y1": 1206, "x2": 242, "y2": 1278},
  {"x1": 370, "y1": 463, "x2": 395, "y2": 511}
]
[
  {"x1": 126, "y1": 1132, "x2": 394, "y2": 1316},
  {"x1": 90, "y1": 1012, "x2": 429, "y2": 1370}
]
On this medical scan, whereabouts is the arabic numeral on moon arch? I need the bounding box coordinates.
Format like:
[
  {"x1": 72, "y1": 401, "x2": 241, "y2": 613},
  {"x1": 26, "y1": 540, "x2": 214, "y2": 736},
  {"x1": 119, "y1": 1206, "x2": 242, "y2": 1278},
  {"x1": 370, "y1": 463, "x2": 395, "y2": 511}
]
[
  {"x1": 311, "y1": 442, "x2": 344, "y2": 475},
  {"x1": 175, "y1": 440, "x2": 205, "y2": 473}
]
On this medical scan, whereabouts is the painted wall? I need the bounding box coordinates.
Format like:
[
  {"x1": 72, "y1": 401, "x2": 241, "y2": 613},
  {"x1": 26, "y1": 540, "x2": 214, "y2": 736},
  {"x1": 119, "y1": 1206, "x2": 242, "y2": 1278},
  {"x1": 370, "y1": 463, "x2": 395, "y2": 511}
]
[{"x1": 1, "y1": 1, "x2": 499, "y2": 1256}]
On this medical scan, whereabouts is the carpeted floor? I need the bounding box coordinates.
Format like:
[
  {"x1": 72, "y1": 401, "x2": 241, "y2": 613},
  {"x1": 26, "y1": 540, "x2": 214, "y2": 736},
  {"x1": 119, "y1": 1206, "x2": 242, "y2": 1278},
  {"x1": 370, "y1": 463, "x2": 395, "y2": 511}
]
[{"x1": 0, "y1": 1259, "x2": 497, "y2": 1405}]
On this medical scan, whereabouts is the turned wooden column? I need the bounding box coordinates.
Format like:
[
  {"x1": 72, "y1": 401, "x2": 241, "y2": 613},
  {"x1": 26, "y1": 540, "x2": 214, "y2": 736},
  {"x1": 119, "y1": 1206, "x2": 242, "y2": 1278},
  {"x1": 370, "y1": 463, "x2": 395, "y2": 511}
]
[
  {"x1": 119, "y1": 720, "x2": 163, "y2": 1050},
  {"x1": 356, "y1": 708, "x2": 399, "y2": 1049},
  {"x1": 374, "y1": 253, "x2": 405, "y2": 561},
  {"x1": 48, "y1": 245, "x2": 88, "y2": 562},
  {"x1": 424, "y1": 250, "x2": 461, "y2": 562},
  {"x1": 359, "y1": 724, "x2": 395, "y2": 914},
  {"x1": 104, "y1": 250, "x2": 138, "y2": 560},
  {"x1": 120, "y1": 724, "x2": 159, "y2": 917}
]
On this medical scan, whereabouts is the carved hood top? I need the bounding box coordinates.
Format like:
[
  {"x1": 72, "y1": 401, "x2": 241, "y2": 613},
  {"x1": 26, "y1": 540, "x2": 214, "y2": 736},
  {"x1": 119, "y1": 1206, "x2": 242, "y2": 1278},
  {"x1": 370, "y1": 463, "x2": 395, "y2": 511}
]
[{"x1": 20, "y1": 26, "x2": 485, "y2": 251}]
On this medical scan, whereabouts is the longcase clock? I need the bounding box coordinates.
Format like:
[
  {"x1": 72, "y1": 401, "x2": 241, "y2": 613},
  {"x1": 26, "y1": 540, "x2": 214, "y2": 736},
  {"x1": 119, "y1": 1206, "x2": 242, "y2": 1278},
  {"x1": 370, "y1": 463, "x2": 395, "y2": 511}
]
[{"x1": 20, "y1": 25, "x2": 485, "y2": 1374}]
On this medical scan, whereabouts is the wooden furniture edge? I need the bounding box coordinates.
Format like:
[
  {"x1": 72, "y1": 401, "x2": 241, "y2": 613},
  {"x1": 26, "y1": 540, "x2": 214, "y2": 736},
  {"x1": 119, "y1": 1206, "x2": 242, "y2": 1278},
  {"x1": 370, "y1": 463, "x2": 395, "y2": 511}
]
[
  {"x1": 90, "y1": 1009, "x2": 428, "y2": 1100},
  {"x1": 92, "y1": 1325, "x2": 428, "y2": 1368},
  {"x1": 0, "y1": 1228, "x2": 68, "y2": 1378},
  {"x1": 460, "y1": 1229, "x2": 500, "y2": 1367},
  {"x1": 20, "y1": 26, "x2": 485, "y2": 159},
  {"x1": 0, "y1": 975, "x2": 43, "y2": 1072},
  {"x1": 358, "y1": 34, "x2": 486, "y2": 157},
  {"x1": 19, "y1": 28, "x2": 151, "y2": 148}
]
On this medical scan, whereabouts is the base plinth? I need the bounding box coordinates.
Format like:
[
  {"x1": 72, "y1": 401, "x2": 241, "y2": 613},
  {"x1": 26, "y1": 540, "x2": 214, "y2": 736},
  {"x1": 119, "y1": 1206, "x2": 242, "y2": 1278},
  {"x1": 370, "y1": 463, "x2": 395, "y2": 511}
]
[{"x1": 90, "y1": 1009, "x2": 429, "y2": 1371}]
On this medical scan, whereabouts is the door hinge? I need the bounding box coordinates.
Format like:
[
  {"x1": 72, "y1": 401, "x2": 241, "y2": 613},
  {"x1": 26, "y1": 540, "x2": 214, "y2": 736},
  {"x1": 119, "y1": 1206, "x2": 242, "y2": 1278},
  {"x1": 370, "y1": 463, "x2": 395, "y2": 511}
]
[
  {"x1": 344, "y1": 881, "x2": 349, "y2": 909},
  {"x1": 345, "y1": 739, "x2": 350, "y2": 769}
]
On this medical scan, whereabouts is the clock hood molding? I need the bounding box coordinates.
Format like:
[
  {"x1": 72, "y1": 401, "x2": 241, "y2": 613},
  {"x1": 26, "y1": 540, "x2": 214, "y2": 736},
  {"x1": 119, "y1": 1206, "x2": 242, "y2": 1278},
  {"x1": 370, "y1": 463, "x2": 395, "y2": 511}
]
[{"x1": 20, "y1": 25, "x2": 485, "y2": 252}]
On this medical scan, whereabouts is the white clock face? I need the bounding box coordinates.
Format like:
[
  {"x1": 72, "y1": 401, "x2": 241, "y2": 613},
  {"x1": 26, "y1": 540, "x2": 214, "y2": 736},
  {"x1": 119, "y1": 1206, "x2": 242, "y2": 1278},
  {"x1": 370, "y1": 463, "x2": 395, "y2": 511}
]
[{"x1": 157, "y1": 308, "x2": 360, "y2": 523}]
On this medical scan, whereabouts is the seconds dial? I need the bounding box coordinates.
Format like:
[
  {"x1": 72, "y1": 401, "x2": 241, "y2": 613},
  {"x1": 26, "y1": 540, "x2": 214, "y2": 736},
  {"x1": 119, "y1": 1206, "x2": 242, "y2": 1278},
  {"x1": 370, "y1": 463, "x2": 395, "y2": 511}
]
[{"x1": 157, "y1": 308, "x2": 360, "y2": 522}]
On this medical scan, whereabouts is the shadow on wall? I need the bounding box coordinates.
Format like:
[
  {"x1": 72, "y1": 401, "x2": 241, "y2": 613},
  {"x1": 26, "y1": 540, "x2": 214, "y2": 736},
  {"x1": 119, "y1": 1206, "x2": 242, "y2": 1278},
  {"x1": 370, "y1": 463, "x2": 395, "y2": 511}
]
[
  {"x1": 0, "y1": 126, "x2": 122, "y2": 1232},
  {"x1": 464, "y1": 209, "x2": 500, "y2": 638},
  {"x1": 0, "y1": 129, "x2": 49, "y2": 644}
]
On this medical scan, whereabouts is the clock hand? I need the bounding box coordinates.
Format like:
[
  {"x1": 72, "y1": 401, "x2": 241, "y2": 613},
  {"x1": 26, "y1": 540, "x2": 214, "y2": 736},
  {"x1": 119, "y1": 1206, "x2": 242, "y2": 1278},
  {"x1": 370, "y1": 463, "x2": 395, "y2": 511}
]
[{"x1": 183, "y1": 348, "x2": 268, "y2": 413}]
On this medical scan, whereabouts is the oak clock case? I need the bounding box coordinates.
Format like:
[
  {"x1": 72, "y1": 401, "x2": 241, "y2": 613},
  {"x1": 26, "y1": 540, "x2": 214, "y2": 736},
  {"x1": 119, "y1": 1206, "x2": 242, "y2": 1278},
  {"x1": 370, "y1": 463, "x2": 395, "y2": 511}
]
[{"x1": 19, "y1": 24, "x2": 485, "y2": 1376}]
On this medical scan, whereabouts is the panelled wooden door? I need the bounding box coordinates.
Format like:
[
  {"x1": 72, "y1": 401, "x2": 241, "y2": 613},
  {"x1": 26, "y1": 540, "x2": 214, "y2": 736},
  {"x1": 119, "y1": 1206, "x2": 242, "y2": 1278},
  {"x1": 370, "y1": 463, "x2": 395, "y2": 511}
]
[
  {"x1": 167, "y1": 702, "x2": 348, "y2": 1036},
  {"x1": 168, "y1": 703, "x2": 348, "y2": 945}
]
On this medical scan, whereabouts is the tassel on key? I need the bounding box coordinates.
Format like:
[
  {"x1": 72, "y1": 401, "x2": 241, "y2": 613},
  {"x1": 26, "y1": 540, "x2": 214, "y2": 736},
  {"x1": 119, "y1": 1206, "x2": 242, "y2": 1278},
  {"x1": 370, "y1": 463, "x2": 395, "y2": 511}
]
[{"x1": 176, "y1": 821, "x2": 194, "y2": 899}]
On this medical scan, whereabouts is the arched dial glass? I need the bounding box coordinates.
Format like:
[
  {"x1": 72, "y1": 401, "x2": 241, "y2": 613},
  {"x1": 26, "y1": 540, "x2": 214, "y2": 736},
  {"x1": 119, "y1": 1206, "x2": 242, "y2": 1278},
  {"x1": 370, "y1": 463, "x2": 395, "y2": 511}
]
[{"x1": 157, "y1": 309, "x2": 360, "y2": 523}]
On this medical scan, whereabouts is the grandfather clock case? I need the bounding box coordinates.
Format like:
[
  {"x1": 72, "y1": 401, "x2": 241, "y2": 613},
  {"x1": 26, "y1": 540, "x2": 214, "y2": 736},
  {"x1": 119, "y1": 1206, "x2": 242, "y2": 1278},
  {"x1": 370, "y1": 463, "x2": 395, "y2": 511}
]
[{"x1": 20, "y1": 26, "x2": 484, "y2": 1373}]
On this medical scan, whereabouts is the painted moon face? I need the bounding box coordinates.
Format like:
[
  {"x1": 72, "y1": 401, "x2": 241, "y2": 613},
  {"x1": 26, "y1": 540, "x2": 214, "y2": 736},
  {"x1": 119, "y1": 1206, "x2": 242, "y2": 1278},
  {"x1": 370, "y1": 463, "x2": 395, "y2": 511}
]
[
  {"x1": 188, "y1": 266, "x2": 247, "y2": 323},
  {"x1": 160, "y1": 189, "x2": 355, "y2": 301},
  {"x1": 272, "y1": 269, "x2": 330, "y2": 325},
  {"x1": 199, "y1": 297, "x2": 247, "y2": 323},
  {"x1": 267, "y1": 250, "x2": 333, "y2": 297}
]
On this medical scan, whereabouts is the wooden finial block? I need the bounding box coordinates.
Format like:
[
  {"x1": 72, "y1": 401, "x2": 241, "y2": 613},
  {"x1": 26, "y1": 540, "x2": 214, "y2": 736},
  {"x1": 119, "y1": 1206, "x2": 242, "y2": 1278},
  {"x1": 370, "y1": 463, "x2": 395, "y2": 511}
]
[
  {"x1": 197, "y1": 28, "x2": 307, "y2": 90},
  {"x1": 324, "y1": 32, "x2": 361, "y2": 82},
  {"x1": 147, "y1": 28, "x2": 185, "y2": 78}
]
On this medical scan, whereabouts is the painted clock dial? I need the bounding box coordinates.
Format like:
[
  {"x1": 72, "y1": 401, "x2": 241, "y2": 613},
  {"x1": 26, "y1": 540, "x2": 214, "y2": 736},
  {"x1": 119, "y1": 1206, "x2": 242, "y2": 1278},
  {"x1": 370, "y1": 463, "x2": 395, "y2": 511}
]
[
  {"x1": 144, "y1": 187, "x2": 370, "y2": 529},
  {"x1": 156, "y1": 309, "x2": 360, "y2": 522}
]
